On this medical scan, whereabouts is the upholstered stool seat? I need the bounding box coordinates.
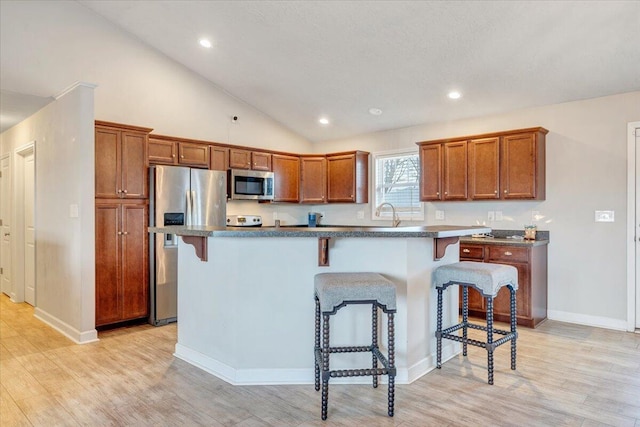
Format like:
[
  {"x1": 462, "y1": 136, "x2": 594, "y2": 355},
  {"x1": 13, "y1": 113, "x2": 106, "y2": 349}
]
[
  {"x1": 314, "y1": 272, "x2": 397, "y2": 420},
  {"x1": 434, "y1": 261, "x2": 518, "y2": 385}
]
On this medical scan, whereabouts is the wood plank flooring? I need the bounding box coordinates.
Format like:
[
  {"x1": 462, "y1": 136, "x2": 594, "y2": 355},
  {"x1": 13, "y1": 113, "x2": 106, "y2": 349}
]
[{"x1": 1, "y1": 294, "x2": 639, "y2": 426}]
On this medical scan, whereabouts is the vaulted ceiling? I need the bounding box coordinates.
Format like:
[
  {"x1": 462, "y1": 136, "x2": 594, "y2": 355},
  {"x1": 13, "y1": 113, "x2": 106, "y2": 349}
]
[{"x1": 1, "y1": 1, "x2": 639, "y2": 139}]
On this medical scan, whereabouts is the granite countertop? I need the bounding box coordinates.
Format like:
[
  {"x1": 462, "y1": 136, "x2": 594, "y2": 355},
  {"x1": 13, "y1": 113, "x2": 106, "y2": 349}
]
[
  {"x1": 148, "y1": 224, "x2": 492, "y2": 239},
  {"x1": 460, "y1": 229, "x2": 549, "y2": 247}
]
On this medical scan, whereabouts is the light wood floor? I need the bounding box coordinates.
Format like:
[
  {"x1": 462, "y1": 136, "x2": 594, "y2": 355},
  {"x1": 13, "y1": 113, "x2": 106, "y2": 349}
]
[{"x1": 1, "y1": 294, "x2": 639, "y2": 427}]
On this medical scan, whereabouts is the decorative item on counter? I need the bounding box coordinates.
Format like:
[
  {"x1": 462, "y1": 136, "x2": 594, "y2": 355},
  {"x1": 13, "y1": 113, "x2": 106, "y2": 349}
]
[{"x1": 524, "y1": 225, "x2": 537, "y2": 240}]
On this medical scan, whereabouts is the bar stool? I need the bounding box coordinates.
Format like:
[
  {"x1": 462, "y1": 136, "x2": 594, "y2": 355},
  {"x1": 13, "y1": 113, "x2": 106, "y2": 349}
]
[
  {"x1": 434, "y1": 261, "x2": 518, "y2": 385},
  {"x1": 314, "y1": 272, "x2": 397, "y2": 420}
]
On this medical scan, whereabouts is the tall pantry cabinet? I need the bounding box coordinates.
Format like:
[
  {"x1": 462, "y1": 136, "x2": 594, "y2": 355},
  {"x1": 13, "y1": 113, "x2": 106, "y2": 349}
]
[{"x1": 94, "y1": 121, "x2": 151, "y2": 327}]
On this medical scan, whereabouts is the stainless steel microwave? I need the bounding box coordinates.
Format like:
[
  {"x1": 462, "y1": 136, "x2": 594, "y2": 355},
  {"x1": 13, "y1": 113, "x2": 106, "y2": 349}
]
[{"x1": 228, "y1": 169, "x2": 275, "y2": 201}]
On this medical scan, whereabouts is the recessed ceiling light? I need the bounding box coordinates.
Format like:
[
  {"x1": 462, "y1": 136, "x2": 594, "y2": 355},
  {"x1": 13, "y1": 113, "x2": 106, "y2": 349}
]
[
  {"x1": 448, "y1": 91, "x2": 462, "y2": 99},
  {"x1": 369, "y1": 108, "x2": 383, "y2": 116},
  {"x1": 318, "y1": 117, "x2": 330, "y2": 125},
  {"x1": 199, "y1": 38, "x2": 212, "y2": 48}
]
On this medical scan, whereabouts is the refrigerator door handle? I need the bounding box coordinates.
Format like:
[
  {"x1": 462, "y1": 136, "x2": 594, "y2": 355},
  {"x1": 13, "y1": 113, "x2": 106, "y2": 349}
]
[
  {"x1": 186, "y1": 190, "x2": 193, "y2": 226},
  {"x1": 191, "y1": 190, "x2": 198, "y2": 225}
]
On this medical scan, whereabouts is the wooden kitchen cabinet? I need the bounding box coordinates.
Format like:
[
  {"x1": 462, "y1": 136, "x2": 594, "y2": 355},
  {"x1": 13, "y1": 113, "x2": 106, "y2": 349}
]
[
  {"x1": 468, "y1": 137, "x2": 500, "y2": 200},
  {"x1": 95, "y1": 201, "x2": 149, "y2": 327},
  {"x1": 459, "y1": 242, "x2": 548, "y2": 328},
  {"x1": 95, "y1": 121, "x2": 151, "y2": 199},
  {"x1": 148, "y1": 135, "x2": 210, "y2": 168},
  {"x1": 300, "y1": 155, "x2": 327, "y2": 203},
  {"x1": 501, "y1": 130, "x2": 546, "y2": 200},
  {"x1": 272, "y1": 154, "x2": 300, "y2": 203},
  {"x1": 418, "y1": 141, "x2": 467, "y2": 201},
  {"x1": 229, "y1": 149, "x2": 272, "y2": 171},
  {"x1": 326, "y1": 151, "x2": 368, "y2": 203},
  {"x1": 418, "y1": 127, "x2": 547, "y2": 202},
  {"x1": 178, "y1": 142, "x2": 209, "y2": 168},
  {"x1": 210, "y1": 145, "x2": 229, "y2": 171}
]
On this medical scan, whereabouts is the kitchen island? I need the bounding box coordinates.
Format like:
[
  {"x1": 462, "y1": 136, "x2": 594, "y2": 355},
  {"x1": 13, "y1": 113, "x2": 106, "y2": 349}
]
[{"x1": 149, "y1": 225, "x2": 490, "y2": 385}]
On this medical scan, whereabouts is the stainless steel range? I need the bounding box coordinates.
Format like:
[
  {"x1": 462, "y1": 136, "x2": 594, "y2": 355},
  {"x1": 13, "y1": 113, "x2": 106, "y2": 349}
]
[{"x1": 226, "y1": 215, "x2": 262, "y2": 227}]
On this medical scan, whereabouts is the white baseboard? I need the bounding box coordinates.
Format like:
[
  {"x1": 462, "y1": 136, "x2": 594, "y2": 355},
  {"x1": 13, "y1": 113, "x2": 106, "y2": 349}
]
[
  {"x1": 174, "y1": 343, "x2": 454, "y2": 386},
  {"x1": 547, "y1": 309, "x2": 628, "y2": 331},
  {"x1": 34, "y1": 308, "x2": 98, "y2": 344}
]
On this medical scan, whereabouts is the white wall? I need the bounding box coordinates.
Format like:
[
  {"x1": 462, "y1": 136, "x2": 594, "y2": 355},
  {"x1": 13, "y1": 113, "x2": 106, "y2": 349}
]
[
  {"x1": 0, "y1": 84, "x2": 96, "y2": 342},
  {"x1": 313, "y1": 91, "x2": 640, "y2": 330}
]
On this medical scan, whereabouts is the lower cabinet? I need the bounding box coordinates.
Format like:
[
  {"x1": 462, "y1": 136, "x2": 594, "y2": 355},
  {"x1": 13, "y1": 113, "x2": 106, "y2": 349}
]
[
  {"x1": 460, "y1": 242, "x2": 547, "y2": 328},
  {"x1": 95, "y1": 201, "x2": 149, "y2": 327}
]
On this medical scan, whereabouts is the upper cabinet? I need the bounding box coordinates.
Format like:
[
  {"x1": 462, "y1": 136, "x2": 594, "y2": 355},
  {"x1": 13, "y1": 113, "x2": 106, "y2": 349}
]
[
  {"x1": 148, "y1": 135, "x2": 209, "y2": 168},
  {"x1": 229, "y1": 149, "x2": 272, "y2": 171},
  {"x1": 272, "y1": 154, "x2": 300, "y2": 203},
  {"x1": 417, "y1": 127, "x2": 548, "y2": 202},
  {"x1": 96, "y1": 121, "x2": 151, "y2": 199},
  {"x1": 300, "y1": 155, "x2": 327, "y2": 204},
  {"x1": 326, "y1": 151, "x2": 369, "y2": 203},
  {"x1": 210, "y1": 146, "x2": 229, "y2": 171}
]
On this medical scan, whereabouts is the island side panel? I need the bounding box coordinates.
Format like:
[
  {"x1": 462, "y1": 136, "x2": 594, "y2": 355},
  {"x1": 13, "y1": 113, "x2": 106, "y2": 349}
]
[{"x1": 175, "y1": 236, "x2": 460, "y2": 385}]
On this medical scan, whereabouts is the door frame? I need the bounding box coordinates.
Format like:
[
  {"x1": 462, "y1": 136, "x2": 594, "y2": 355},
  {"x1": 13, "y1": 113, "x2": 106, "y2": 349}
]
[
  {"x1": 626, "y1": 121, "x2": 640, "y2": 332},
  {"x1": 0, "y1": 153, "x2": 10, "y2": 297},
  {"x1": 13, "y1": 141, "x2": 36, "y2": 304}
]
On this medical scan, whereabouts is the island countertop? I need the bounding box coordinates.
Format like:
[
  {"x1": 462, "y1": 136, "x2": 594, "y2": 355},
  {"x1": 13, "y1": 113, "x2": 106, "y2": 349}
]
[{"x1": 148, "y1": 224, "x2": 492, "y2": 238}]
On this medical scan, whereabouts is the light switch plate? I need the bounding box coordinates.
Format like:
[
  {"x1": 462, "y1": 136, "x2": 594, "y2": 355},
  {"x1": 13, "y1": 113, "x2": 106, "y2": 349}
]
[
  {"x1": 495, "y1": 211, "x2": 503, "y2": 221},
  {"x1": 487, "y1": 211, "x2": 495, "y2": 221},
  {"x1": 595, "y1": 210, "x2": 614, "y2": 222},
  {"x1": 435, "y1": 210, "x2": 445, "y2": 220},
  {"x1": 357, "y1": 210, "x2": 364, "y2": 219}
]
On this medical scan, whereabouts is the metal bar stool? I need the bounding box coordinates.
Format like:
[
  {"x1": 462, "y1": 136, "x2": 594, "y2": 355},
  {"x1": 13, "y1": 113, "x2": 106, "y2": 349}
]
[
  {"x1": 314, "y1": 272, "x2": 397, "y2": 420},
  {"x1": 434, "y1": 261, "x2": 518, "y2": 385}
]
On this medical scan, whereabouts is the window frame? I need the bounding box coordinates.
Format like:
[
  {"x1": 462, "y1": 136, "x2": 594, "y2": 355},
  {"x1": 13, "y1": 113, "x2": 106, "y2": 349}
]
[{"x1": 371, "y1": 148, "x2": 424, "y2": 222}]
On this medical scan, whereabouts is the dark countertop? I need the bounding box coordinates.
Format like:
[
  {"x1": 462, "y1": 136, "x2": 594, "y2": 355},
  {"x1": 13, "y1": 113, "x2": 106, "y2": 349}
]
[
  {"x1": 460, "y1": 229, "x2": 549, "y2": 247},
  {"x1": 149, "y1": 224, "x2": 492, "y2": 239}
]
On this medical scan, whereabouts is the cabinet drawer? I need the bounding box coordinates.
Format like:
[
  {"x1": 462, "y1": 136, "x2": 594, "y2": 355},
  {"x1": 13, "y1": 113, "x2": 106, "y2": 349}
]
[
  {"x1": 460, "y1": 245, "x2": 484, "y2": 260},
  {"x1": 488, "y1": 246, "x2": 529, "y2": 263}
]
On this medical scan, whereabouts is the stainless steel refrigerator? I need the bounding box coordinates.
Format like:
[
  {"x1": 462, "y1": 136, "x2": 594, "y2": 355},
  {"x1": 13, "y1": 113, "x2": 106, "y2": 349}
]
[{"x1": 149, "y1": 165, "x2": 226, "y2": 326}]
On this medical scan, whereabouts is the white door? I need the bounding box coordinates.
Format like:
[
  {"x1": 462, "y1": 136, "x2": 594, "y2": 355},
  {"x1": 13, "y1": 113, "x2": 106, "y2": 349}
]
[
  {"x1": 0, "y1": 154, "x2": 10, "y2": 296},
  {"x1": 23, "y1": 151, "x2": 35, "y2": 305}
]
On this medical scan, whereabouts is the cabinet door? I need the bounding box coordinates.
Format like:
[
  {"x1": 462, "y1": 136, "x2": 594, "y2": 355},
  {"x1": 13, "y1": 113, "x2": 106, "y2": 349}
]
[
  {"x1": 252, "y1": 152, "x2": 272, "y2": 171},
  {"x1": 327, "y1": 154, "x2": 356, "y2": 202},
  {"x1": 121, "y1": 203, "x2": 149, "y2": 320},
  {"x1": 121, "y1": 132, "x2": 148, "y2": 198},
  {"x1": 300, "y1": 156, "x2": 326, "y2": 203},
  {"x1": 443, "y1": 141, "x2": 467, "y2": 200},
  {"x1": 491, "y1": 262, "x2": 530, "y2": 319},
  {"x1": 210, "y1": 146, "x2": 229, "y2": 171},
  {"x1": 469, "y1": 137, "x2": 500, "y2": 200},
  {"x1": 178, "y1": 142, "x2": 209, "y2": 168},
  {"x1": 419, "y1": 144, "x2": 442, "y2": 201},
  {"x1": 148, "y1": 138, "x2": 177, "y2": 165},
  {"x1": 95, "y1": 203, "x2": 121, "y2": 326},
  {"x1": 501, "y1": 132, "x2": 538, "y2": 199},
  {"x1": 272, "y1": 154, "x2": 300, "y2": 202},
  {"x1": 229, "y1": 149, "x2": 251, "y2": 169},
  {"x1": 95, "y1": 127, "x2": 121, "y2": 199},
  {"x1": 488, "y1": 246, "x2": 530, "y2": 318}
]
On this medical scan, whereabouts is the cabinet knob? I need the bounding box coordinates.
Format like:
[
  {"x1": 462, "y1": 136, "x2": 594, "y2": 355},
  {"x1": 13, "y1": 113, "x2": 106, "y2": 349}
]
[
  {"x1": 181, "y1": 155, "x2": 185, "y2": 159},
  {"x1": 123, "y1": 190, "x2": 127, "y2": 194},
  {"x1": 117, "y1": 189, "x2": 122, "y2": 193},
  {"x1": 444, "y1": 192, "x2": 448, "y2": 195},
  {"x1": 504, "y1": 251, "x2": 513, "y2": 256},
  {"x1": 494, "y1": 190, "x2": 498, "y2": 194},
  {"x1": 172, "y1": 154, "x2": 175, "y2": 158},
  {"x1": 117, "y1": 231, "x2": 122, "y2": 235},
  {"x1": 462, "y1": 248, "x2": 470, "y2": 253},
  {"x1": 504, "y1": 190, "x2": 508, "y2": 194},
  {"x1": 436, "y1": 192, "x2": 440, "y2": 196},
  {"x1": 123, "y1": 231, "x2": 129, "y2": 235}
]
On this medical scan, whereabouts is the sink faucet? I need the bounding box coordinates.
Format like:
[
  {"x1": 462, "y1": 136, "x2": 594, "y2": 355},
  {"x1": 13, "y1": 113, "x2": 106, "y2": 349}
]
[{"x1": 375, "y1": 202, "x2": 401, "y2": 227}]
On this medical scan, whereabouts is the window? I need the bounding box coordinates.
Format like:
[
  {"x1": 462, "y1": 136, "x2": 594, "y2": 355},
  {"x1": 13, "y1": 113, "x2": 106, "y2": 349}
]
[{"x1": 372, "y1": 149, "x2": 424, "y2": 221}]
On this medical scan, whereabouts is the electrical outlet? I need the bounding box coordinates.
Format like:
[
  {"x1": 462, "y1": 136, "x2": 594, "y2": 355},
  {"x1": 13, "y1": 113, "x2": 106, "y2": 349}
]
[
  {"x1": 495, "y1": 211, "x2": 503, "y2": 221},
  {"x1": 595, "y1": 210, "x2": 614, "y2": 222},
  {"x1": 532, "y1": 211, "x2": 540, "y2": 222},
  {"x1": 435, "y1": 210, "x2": 445, "y2": 220},
  {"x1": 273, "y1": 212, "x2": 278, "y2": 220},
  {"x1": 357, "y1": 210, "x2": 364, "y2": 219},
  {"x1": 487, "y1": 211, "x2": 495, "y2": 221}
]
